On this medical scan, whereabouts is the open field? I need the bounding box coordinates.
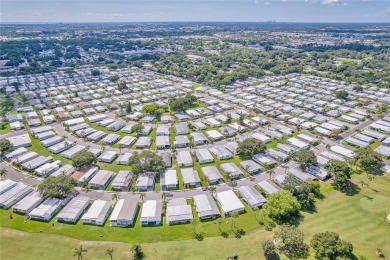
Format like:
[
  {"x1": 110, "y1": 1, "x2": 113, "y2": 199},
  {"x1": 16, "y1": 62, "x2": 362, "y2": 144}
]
[{"x1": 1, "y1": 173, "x2": 389, "y2": 259}]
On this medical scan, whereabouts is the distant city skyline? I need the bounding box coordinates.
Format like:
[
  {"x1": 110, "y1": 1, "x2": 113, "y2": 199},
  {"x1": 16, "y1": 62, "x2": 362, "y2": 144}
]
[{"x1": 1, "y1": 0, "x2": 389, "y2": 23}]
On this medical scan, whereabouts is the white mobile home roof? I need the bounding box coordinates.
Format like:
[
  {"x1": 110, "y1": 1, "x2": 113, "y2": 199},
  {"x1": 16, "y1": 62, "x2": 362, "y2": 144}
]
[
  {"x1": 166, "y1": 198, "x2": 193, "y2": 224},
  {"x1": 12, "y1": 190, "x2": 43, "y2": 214},
  {"x1": 57, "y1": 196, "x2": 90, "y2": 222},
  {"x1": 161, "y1": 169, "x2": 178, "y2": 187},
  {"x1": 202, "y1": 166, "x2": 223, "y2": 182},
  {"x1": 330, "y1": 145, "x2": 354, "y2": 158},
  {"x1": 5, "y1": 147, "x2": 28, "y2": 160},
  {"x1": 0, "y1": 179, "x2": 17, "y2": 195},
  {"x1": 237, "y1": 185, "x2": 266, "y2": 208},
  {"x1": 215, "y1": 190, "x2": 245, "y2": 215},
  {"x1": 61, "y1": 145, "x2": 86, "y2": 159},
  {"x1": 140, "y1": 199, "x2": 162, "y2": 224},
  {"x1": 0, "y1": 182, "x2": 33, "y2": 209},
  {"x1": 193, "y1": 194, "x2": 220, "y2": 219},
  {"x1": 287, "y1": 138, "x2": 310, "y2": 150},
  {"x1": 288, "y1": 168, "x2": 316, "y2": 181},
  {"x1": 257, "y1": 180, "x2": 281, "y2": 194},
  {"x1": 251, "y1": 132, "x2": 271, "y2": 143},
  {"x1": 118, "y1": 136, "x2": 137, "y2": 147},
  {"x1": 361, "y1": 129, "x2": 386, "y2": 141},
  {"x1": 110, "y1": 198, "x2": 139, "y2": 226},
  {"x1": 89, "y1": 170, "x2": 114, "y2": 187},
  {"x1": 177, "y1": 151, "x2": 193, "y2": 166},
  {"x1": 82, "y1": 200, "x2": 112, "y2": 224},
  {"x1": 29, "y1": 198, "x2": 65, "y2": 221},
  {"x1": 181, "y1": 168, "x2": 201, "y2": 185},
  {"x1": 51, "y1": 164, "x2": 75, "y2": 177}
]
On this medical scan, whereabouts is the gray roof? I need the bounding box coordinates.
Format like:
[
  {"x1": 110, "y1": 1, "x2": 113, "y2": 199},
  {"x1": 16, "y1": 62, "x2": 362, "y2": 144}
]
[{"x1": 193, "y1": 194, "x2": 220, "y2": 219}]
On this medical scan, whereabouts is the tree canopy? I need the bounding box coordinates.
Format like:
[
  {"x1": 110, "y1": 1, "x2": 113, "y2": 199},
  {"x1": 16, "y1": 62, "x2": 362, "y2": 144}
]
[
  {"x1": 132, "y1": 123, "x2": 144, "y2": 136},
  {"x1": 262, "y1": 240, "x2": 278, "y2": 259},
  {"x1": 354, "y1": 147, "x2": 384, "y2": 174},
  {"x1": 0, "y1": 139, "x2": 13, "y2": 156},
  {"x1": 263, "y1": 190, "x2": 301, "y2": 222},
  {"x1": 91, "y1": 69, "x2": 100, "y2": 76},
  {"x1": 294, "y1": 149, "x2": 317, "y2": 170},
  {"x1": 236, "y1": 138, "x2": 267, "y2": 160},
  {"x1": 310, "y1": 231, "x2": 353, "y2": 260},
  {"x1": 336, "y1": 90, "x2": 349, "y2": 100},
  {"x1": 282, "y1": 174, "x2": 316, "y2": 211},
  {"x1": 38, "y1": 175, "x2": 76, "y2": 199},
  {"x1": 274, "y1": 224, "x2": 309, "y2": 259},
  {"x1": 116, "y1": 80, "x2": 127, "y2": 90},
  {"x1": 142, "y1": 103, "x2": 159, "y2": 114},
  {"x1": 72, "y1": 151, "x2": 96, "y2": 169},
  {"x1": 109, "y1": 75, "x2": 120, "y2": 82},
  {"x1": 169, "y1": 94, "x2": 197, "y2": 112},
  {"x1": 128, "y1": 150, "x2": 166, "y2": 175},
  {"x1": 325, "y1": 160, "x2": 351, "y2": 189}
]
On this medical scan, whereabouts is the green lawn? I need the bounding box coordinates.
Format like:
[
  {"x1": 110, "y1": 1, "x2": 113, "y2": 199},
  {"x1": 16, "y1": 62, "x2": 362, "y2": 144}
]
[
  {"x1": 1, "y1": 173, "x2": 389, "y2": 259},
  {"x1": 0, "y1": 124, "x2": 11, "y2": 134}
]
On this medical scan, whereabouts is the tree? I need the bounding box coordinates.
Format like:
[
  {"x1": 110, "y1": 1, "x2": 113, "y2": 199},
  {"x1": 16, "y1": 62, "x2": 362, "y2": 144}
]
[
  {"x1": 262, "y1": 240, "x2": 278, "y2": 259},
  {"x1": 126, "y1": 102, "x2": 132, "y2": 113},
  {"x1": 128, "y1": 150, "x2": 166, "y2": 175},
  {"x1": 263, "y1": 190, "x2": 301, "y2": 223},
  {"x1": 329, "y1": 129, "x2": 341, "y2": 139},
  {"x1": 282, "y1": 174, "x2": 316, "y2": 211},
  {"x1": 38, "y1": 175, "x2": 76, "y2": 199},
  {"x1": 105, "y1": 248, "x2": 114, "y2": 260},
  {"x1": 109, "y1": 75, "x2": 120, "y2": 82},
  {"x1": 0, "y1": 168, "x2": 7, "y2": 179},
  {"x1": 354, "y1": 147, "x2": 384, "y2": 174},
  {"x1": 310, "y1": 231, "x2": 353, "y2": 260},
  {"x1": 336, "y1": 90, "x2": 349, "y2": 100},
  {"x1": 294, "y1": 150, "x2": 317, "y2": 170},
  {"x1": 169, "y1": 94, "x2": 197, "y2": 112},
  {"x1": 306, "y1": 179, "x2": 321, "y2": 197},
  {"x1": 116, "y1": 80, "x2": 127, "y2": 91},
  {"x1": 325, "y1": 160, "x2": 351, "y2": 189},
  {"x1": 131, "y1": 244, "x2": 144, "y2": 260},
  {"x1": 353, "y1": 86, "x2": 363, "y2": 92},
  {"x1": 72, "y1": 151, "x2": 96, "y2": 169},
  {"x1": 236, "y1": 138, "x2": 266, "y2": 160},
  {"x1": 112, "y1": 192, "x2": 120, "y2": 202},
  {"x1": 74, "y1": 245, "x2": 87, "y2": 260},
  {"x1": 142, "y1": 103, "x2": 159, "y2": 114},
  {"x1": 274, "y1": 225, "x2": 309, "y2": 259},
  {"x1": 0, "y1": 139, "x2": 13, "y2": 156},
  {"x1": 132, "y1": 123, "x2": 144, "y2": 136},
  {"x1": 91, "y1": 69, "x2": 100, "y2": 77}
]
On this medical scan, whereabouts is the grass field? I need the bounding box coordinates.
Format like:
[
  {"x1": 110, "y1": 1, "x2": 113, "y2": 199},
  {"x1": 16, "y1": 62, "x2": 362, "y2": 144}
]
[{"x1": 1, "y1": 173, "x2": 389, "y2": 259}]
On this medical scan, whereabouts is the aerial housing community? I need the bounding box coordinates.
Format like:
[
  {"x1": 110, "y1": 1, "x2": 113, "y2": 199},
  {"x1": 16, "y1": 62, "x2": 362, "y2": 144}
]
[
  {"x1": 0, "y1": 22, "x2": 389, "y2": 259},
  {"x1": 1, "y1": 65, "x2": 389, "y2": 228}
]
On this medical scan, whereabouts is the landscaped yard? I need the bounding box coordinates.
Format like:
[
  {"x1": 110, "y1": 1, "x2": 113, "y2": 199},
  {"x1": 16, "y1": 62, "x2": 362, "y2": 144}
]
[{"x1": 1, "y1": 173, "x2": 389, "y2": 259}]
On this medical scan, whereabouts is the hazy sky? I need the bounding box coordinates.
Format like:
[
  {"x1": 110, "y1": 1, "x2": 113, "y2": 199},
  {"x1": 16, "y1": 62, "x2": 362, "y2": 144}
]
[{"x1": 1, "y1": 0, "x2": 389, "y2": 23}]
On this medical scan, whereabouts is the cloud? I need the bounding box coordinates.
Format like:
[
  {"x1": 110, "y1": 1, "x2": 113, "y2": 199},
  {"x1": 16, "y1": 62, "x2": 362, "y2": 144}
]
[
  {"x1": 321, "y1": 0, "x2": 347, "y2": 6},
  {"x1": 264, "y1": 1, "x2": 270, "y2": 4},
  {"x1": 305, "y1": 0, "x2": 347, "y2": 5}
]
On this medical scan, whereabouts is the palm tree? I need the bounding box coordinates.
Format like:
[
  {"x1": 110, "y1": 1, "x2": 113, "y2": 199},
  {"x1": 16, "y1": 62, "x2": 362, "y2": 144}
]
[
  {"x1": 105, "y1": 248, "x2": 114, "y2": 260},
  {"x1": 268, "y1": 169, "x2": 275, "y2": 180},
  {"x1": 0, "y1": 168, "x2": 7, "y2": 179},
  {"x1": 325, "y1": 144, "x2": 331, "y2": 150},
  {"x1": 231, "y1": 180, "x2": 237, "y2": 191},
  {"x1": 209, "y1": 186, "x2": 216, "y2": 195},
  {"x1": 139, "y1": 193, "x2": 145, "y2": 202},
  {"x1": 112, "y1": 192, "x2": 120, "y2": 202},
  {"x1": 74, "y1": 245, "x2": 87, "y2": 260},
  {"x1": 131, "y1": 244, "x2": 144, "y2": 260},
  {"x1": 230, "y1": 212, "x2": 239, "y2": 230}
]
